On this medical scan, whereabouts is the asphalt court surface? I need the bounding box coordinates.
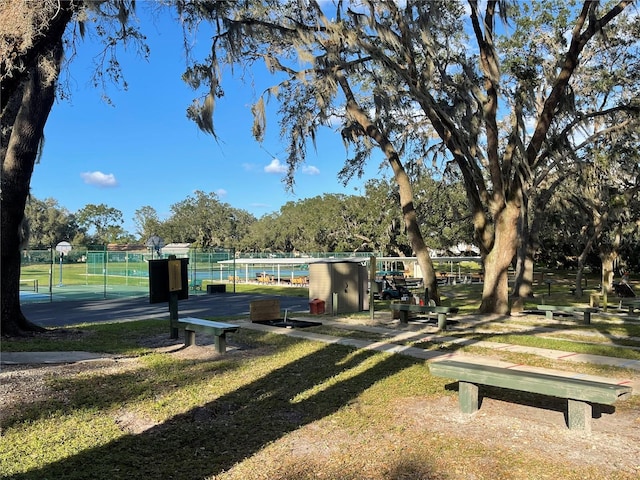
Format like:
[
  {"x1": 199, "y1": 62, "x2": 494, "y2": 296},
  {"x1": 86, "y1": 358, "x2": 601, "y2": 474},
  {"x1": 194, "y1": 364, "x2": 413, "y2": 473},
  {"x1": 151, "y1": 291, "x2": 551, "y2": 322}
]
[
  {"x1": 2, "y1": 293, "x2": 310, "y2": 365},
  {"x1": 20, "y1": 293, "x2": 311, "y2": 328}
]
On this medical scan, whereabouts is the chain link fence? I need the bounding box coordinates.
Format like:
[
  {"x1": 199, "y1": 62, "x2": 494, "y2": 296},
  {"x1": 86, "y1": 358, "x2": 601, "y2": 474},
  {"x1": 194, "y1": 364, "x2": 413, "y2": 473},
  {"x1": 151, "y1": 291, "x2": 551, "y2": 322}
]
[{"x1": 19, "y1": 247, "x2": 374, "y2": 303}]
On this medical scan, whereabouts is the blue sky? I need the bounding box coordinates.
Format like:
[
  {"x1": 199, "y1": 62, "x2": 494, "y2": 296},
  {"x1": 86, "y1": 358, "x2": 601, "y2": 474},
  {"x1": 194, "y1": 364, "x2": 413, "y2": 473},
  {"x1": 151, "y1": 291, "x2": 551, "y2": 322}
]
[{"x1": 32, "y1": 6, "x2": 382, "y2": 237}]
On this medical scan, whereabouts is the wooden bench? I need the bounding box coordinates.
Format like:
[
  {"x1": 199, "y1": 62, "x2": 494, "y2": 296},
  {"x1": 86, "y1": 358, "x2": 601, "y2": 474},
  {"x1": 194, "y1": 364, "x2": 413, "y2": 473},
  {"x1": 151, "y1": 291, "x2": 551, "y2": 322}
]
[
  {"x1": 429, "y1": 359, "x2": 632, "y2": 432},
  {"x1": 389, "y1": 303, "x2": 459, "y2": 330},
  {"x1": 536, "y1": 304, "x2": 597, "y2": 324},
  {"x1": 176, "y1": 317, "x2": 239, "y2": 353}
]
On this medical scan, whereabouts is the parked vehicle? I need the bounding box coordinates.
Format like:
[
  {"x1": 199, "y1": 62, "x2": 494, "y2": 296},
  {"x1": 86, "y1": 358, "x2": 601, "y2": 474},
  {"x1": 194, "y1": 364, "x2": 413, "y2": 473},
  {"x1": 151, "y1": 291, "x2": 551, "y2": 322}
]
[{"x1": 377, "y1": 276, "x2": 411, "y2": 300}]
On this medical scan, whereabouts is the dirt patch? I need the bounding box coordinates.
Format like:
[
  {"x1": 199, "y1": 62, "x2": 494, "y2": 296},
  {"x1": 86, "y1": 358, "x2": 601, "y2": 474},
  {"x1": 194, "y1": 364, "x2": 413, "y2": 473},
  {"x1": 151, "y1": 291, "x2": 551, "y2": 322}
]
[
  {"x1": 0, "y1": 358, "x2": 138, "y2": 423},
  {"x1": 114, "y1": 409, "x2": 158, "y2": 434},
  {"x1": 0, "y1": 332, "x2": 224, "y2": 426},
  {"x1": 396, "y1": 394, "x2": 640, "y2": 475}
]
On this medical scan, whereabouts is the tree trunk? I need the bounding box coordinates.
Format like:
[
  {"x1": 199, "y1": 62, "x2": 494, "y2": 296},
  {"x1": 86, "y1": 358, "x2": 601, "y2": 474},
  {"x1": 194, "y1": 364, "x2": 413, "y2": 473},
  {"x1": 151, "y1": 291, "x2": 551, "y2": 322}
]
[
  {"x1": 1, "y1": 38, "x2": 64, "y2": 336},
  {"x1": 575, "y1": 267, "x2": 585, "y2": 297},
  {"x1": 574, "y1": 237, "x2": 596, "y2": 297},
  {"x1": 395, "y1": 170, "x2": 439, "y2": 303},
  {"x1": 512, "y1": 248, "x2": 535, "y2": 311},
  {"x1": 512, "y1": 195, "x2": 534, "y2": 307},
  {"x1": 600, "y1": 251, "x2": 617, "y2": 308},
  {"x1": 335, "y1": 72, "x2": 439, "y2": 303},
  {"x1": 479, "y1": 201, "x2": 520, "y2": 314}
]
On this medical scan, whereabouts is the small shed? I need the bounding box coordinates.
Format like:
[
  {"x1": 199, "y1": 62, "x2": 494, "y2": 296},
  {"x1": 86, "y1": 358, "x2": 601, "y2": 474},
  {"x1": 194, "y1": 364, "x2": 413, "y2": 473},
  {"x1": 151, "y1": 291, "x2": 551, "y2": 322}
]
[{"x1": 308, "y1": 259, "x2": 369, "y2": 314}]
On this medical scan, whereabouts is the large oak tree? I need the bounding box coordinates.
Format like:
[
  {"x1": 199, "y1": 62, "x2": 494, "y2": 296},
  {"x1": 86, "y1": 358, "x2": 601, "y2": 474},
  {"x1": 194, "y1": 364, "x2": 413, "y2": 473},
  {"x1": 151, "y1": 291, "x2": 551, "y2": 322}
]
[
  {"x1": 2, "y1": 1, "x2": 76, "y2": 334},
  {"x1": 1, "y1": 0, "x2": 145, "y2": 335},
  {"x1": 2, "y1": 0, "x2": 637, "y2": 336},
  {"x1": 178, "y1": 0, "x2": 637, "y2": 313}
]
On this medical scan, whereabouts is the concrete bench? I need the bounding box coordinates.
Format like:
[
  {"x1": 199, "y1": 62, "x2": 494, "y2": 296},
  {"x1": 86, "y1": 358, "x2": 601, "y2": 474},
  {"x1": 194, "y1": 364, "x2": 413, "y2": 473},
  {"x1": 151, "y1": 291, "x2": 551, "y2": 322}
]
[
  {"x1": 177, "y1": 317, "x2": 239, "y2": 353},
  {"x1": 536, "y1": 304, "x2": 597, "y2": 324},
  {"x1": 429, "y1": 359, "x2": 632, "y2": 432},
  {"x1": 389, "y1": 303, "x2": 459, "y2": 330}
]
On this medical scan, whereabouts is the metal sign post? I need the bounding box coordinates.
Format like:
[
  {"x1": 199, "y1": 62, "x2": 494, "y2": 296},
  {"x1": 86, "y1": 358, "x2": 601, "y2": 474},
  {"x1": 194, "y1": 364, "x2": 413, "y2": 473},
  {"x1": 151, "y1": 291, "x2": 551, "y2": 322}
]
[
  {"x1": 369, "y1": 255, "x2": 376, "y2": 321},
  {"x1": 55, "y1": 241, "x2": 72, "y2": 286}
]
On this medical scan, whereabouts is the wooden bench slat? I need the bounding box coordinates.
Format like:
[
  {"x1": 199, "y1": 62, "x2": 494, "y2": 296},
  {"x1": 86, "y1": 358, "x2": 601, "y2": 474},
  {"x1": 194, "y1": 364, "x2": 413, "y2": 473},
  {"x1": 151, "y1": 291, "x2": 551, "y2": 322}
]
[
  {"x1": 177, "y1": 317, "x2": 239, "y2": 333},
  {"x1": 429, "y1": 359, "x2": 632, "y2": 432},
  {"x1": 430, "y1": 360, "x2": 631, "y2": 404},
  {"x1": 535, "y1": 305, "x2": 597, "y2": 324},
  {"x1": 536, "y1": 305, "x2": 596, "y2": 313},
  {"x1": 389, "y1": 304, "x2": 458, "y2": 314},
  {"x1": 176, "y1": 317, "x2": 239, "y2": 353}
]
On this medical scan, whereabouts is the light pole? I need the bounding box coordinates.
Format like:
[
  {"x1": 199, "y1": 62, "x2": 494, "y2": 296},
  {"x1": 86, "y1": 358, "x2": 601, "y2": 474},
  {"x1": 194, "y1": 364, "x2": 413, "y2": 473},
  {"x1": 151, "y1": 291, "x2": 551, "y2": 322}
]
[{"x1": 229, "y1": 214, "x2": 237, "y2": 293}]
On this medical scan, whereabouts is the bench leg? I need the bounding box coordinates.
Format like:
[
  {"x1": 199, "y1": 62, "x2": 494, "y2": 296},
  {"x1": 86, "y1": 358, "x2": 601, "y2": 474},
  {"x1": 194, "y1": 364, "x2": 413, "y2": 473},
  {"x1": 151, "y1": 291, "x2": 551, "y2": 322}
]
[
  {"x1": 171, "y1": 326, "x2": 180, "y2": 339},
  {"x1": 399, "y1": 310, "x2": 409, "y2": 324},
  {"x1": 583, "y1": 311, "x2": 591, "y2": 325},
  {"x1": 545, "y1": 311, "x2": 554, "y2": 319},
  {"x1": 458, "y1": 381, "x2": 479, "y2": 414},
  {"x1": 185, "y1": 330, "x2": 196, "y2": 347},
  {"x1": 567, "y1": 399, "x2": 591, "y2": 432},
  {"x1": 437, "y1": 313, "x2": 447, "y2": 331},
  {"x1": 214, "y1": 333, "x2": 227, "y2": 354}
]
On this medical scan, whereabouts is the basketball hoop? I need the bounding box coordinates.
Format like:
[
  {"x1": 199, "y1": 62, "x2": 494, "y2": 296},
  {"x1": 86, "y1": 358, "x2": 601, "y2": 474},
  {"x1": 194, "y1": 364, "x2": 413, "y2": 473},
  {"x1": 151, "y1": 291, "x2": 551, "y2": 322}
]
[{"x1": 55, "y1": 241, "x2": 72, "y2": 286}]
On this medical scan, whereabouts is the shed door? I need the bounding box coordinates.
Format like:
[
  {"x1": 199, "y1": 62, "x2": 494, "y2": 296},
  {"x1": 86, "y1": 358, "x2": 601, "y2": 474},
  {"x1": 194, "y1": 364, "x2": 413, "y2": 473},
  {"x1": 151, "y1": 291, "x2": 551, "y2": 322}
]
[{"x1": 333, "y1": 262, "x2": 359, "y2": 314}]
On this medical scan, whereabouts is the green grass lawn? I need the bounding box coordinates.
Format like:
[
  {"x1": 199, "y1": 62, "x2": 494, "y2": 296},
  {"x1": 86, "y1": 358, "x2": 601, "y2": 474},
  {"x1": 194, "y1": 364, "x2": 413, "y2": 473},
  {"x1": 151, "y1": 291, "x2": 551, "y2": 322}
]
[
  {"x1": 5, "y1": 269, "x2": 640, "y2": 479},
  {"x1": 3, "y1": 319, "x2": 639, "y2": 480}
]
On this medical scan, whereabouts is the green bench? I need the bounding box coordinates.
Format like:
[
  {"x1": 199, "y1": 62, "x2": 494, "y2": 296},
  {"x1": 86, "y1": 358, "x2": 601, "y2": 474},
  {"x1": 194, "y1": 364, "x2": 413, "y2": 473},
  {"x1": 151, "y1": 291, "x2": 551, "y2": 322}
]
[
  {"x1": 177, "y1": 317, "x2": 239, "y2": 354},
  {"x1": 389, "y1": 303, "x2": 459, "y2": 330},
  {"x1": 429, "y1": 359, "x2": 632, "y2": 432},
  {"x1": 536, "y1": 304, "x2": 597, "y2": 324}
]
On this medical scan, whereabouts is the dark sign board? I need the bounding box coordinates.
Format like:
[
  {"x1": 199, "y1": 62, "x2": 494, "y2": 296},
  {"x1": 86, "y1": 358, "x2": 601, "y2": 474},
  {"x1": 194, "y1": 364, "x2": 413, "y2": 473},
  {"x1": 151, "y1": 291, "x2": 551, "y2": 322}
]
[{"x1": 149, "y1": 258, "x2": 189, "y2": 303}]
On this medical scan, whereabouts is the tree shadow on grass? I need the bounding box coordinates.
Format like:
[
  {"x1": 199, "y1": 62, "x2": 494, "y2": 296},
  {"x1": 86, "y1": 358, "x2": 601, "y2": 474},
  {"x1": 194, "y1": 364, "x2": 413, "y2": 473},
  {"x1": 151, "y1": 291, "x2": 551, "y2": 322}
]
[
  {"x1": 0, "y1": 355, "x2": 243, "y2": 431},
  {"x1": 6, "y1": 342, "x2": 423, "y2": 480}
]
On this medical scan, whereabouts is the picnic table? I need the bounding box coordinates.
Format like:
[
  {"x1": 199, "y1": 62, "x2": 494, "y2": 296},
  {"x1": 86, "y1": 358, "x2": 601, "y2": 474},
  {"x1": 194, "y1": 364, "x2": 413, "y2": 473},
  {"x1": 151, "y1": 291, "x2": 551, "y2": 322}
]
[{"x1": 389, "y1": 303, "x2": 458, "y2": 330}]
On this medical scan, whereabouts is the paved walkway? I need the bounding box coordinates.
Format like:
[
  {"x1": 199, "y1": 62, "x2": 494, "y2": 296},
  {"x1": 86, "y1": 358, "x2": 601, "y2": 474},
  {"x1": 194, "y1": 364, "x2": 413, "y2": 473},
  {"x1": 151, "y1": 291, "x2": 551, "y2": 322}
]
[
  {"x1": 237, "y1": 317, "x2": 639, "y2": 391},
  {"x1": 1, "y1": 351, "x2": 113, "y2": 365}
]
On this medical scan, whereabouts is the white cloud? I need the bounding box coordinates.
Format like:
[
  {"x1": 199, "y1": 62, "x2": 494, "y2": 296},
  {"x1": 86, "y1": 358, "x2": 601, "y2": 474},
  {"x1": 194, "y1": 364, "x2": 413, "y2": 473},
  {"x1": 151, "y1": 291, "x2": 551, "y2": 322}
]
[
  {"x1": 302, "y1": 165, "x2": 320, "y2": 175},
  {"x1": 80, "y1": 171, "x2": 118, "y2": 187},
  {"x1": 264, "y1": 158, "x2": 287, "y2": 174},
  {"x1": 216, "y1": 188, "x2": 228, "y2": 197}
]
